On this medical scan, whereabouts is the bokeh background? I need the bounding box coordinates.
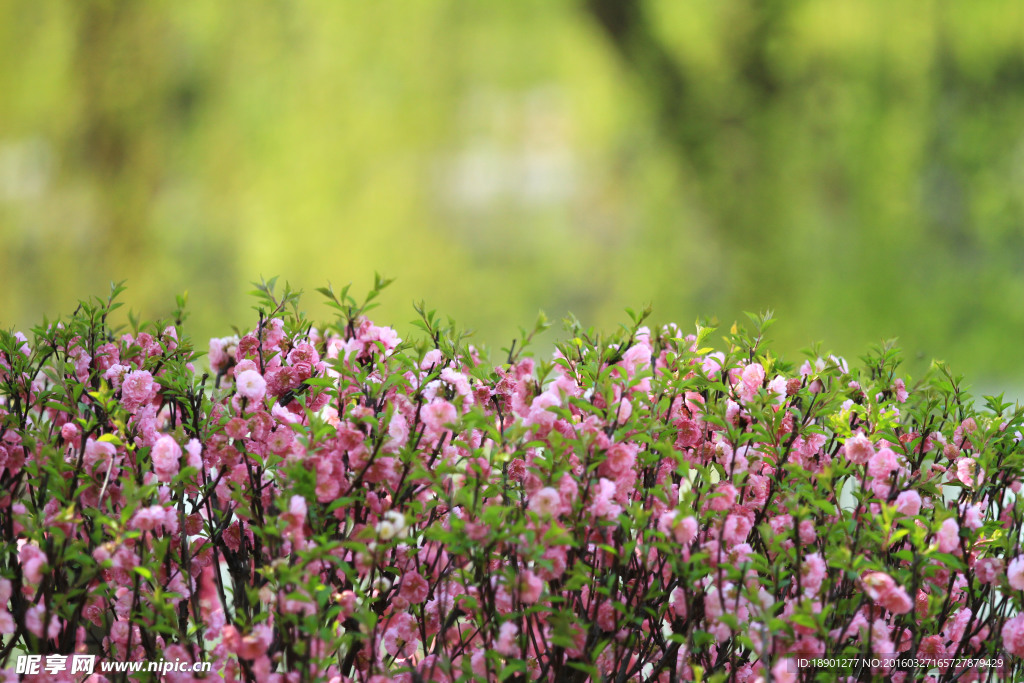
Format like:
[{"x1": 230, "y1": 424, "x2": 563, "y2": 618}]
[{"x1": 2, "y1": 0, "x2": 1023, "y2": 395}]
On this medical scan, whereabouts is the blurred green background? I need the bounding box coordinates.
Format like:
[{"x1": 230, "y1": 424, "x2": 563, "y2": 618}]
[{"x1": 1, "y1": 0, "x2": 1023, "y2": 393}]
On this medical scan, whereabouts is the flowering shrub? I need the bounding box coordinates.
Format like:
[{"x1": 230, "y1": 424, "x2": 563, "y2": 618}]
[{"x1": 1, "y1": 279, "x2": 1023, "y2": 682}]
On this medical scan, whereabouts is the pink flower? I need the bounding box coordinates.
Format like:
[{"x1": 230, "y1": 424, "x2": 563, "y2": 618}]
[
  {"x1": 399, "y1": 571, "x2": 430, "y2": 604},
  {"x1": 955, "y1": 457, "x2": 980, "y2": 488},
  {"x1": 894, "y1": 490, "x2": 921, "y2": 516},
  {"x1": 421, "y1": 399, "x2": 457, "y2": 433},
  {"x1": 937, "y1": 518, "x2": 959, "y2": 553},
  {"x1": 844, "y1": 434, "x2": 874, "y2": 465},
  {"x1": 723, "y1": 514, "x2": 752, "y2": 546},
  {"x1": 83, "y1": 438, "x2": 117, "y2": 473},
  {"x1": 801, "y1": 553, "x2": 827, "y2": 595},
  {"x1": 861, "y1": 572, "x2": 912, "y2": 614},
  {"x1": 235, "y1": 369, "x2": 267, "y2": 403},
  {"x1": 771, "y1": 659, "x2": 796, "y2": 683},
  {"x1": 601, "y1": 442, "x2": 637, "y2": 476},
  {"x1": 894, "y1": 378, "x2": 909, "y2": 403},
  {"x1": 1002, "y1": 614, "x2": 1024, "y2": 657},
  {"x1": 237, "y1": 623, "x2": 273, "y2": 660},
  {"x1": 25, "y1": 604, "x2": 59, "y2": 639},
  {"x1": 588, "y1": 478, "x2": 622, "y2": 520},
  {"x1": 151, "y1": 434, "x2": 181, "y2": 483},
  {"x1": 528, "y1": 487, "x2": 562, "y2": 517},
  {"x1": 974, "y1": 557, "x2": 1003, "y2": 585},
  {"x1": 121, "y1": 369, "x2": 155, "y2": 413},
  {"x1": 131, "y1": 505, "x2": 167, "y2": 532},
  {"x1": 518, "y1": 570, "x2": 543, "y2": 604},
  {"x1": 961, "y1": 501, "x2": 984, "y2": 529},
  {"x1": 18, "y1": 541, "x2": 47, "y2": 585},
  {"x1": 736, "y1": 363, "x2": 765, "y2": 403},
  {"x1": 1007, "y1": 556, "x2": 1024, "y2": 590},
  {"x1": 867, "y1": 447, "x2": 898, "y2": 481},
  {"x1": 495, "y1": 621, "x2": 518, "y2": 656}
]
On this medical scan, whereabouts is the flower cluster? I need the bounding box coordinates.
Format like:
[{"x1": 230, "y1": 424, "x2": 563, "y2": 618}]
[{"x1": 0, "y1": 280, "x2": 1023, "y2": 682}]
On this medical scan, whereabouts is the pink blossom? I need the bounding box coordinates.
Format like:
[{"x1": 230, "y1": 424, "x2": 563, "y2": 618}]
[
  {"x1": 894, "y1": 378, "x2": 909, "y2": 403},
  {"x1": 495, "y1": 621, "x2": 518, "y2": 656},
  {"x1": 659, "y1": 511, "x2": 698, "y2": 545},
  {"x1": 894, "y1": 490, "x2": 921, "y2": 516},
  {"x1": 528, "y1": 487, "x2": 562, "y2": 517},
  {"x1": 235, "y1": 369, "x2": 267, "y2": 402},
  {"x1": 601, "y1": 442, "x2": 637, "y2": 476},
  {"x1": 937, "y1": 518, "x2": 960, "y2": 553},
  {"x1": 867, "y1": 447, "x2": 898, "y2": 481},
  {"x1": 801, "y1": 553, "x2": 827, "y2": 595},
  {"x1": 843, "y1": 434, "x2": 874, "y2": 465},
  {"x1": 151, "y1": 434, "x2": 181, "y2": 483},
  {"x1": 121, "y1": 369, "x2": 155, "y2": 413},
  {"x1": 421, "y1": 399, "x2": 457, "y2": 433},
  {"x1": 961, "y1": 501, "x2": 984, "y2": 529},
  {"x1": 399, "y1": 571, "x2": 430, "y2": 604},
  {"x1": 1007, "y1": 556, "x2": 1024, "y2": 590},
  {"x1": 238, "y1": 623, "x2": 273, "y2": 660},
  {"x1": 766, "y1": 375, "x2": 788, "y2": 404},
  {"x1": 83, "y1": 438, "x2": 117, "y2": 473},
  {"x1": 955, "y1": 457, "x2": 980, "y2": 488},
  {"x1": 25, "y1": 604, "x2": 60, "y2": 639},
  {"x1": 518, "y1": 570, "x2": 543, "y2": 604},
  {"x1": 1002, "y1": 614, "x2": 1024, "y2": 657},
  {"x1": 861, "y1": 572, "x2": 912, "y2": 614},
  {"x1": 770, "y1": 659, "x2": 796, "y2": 683},
  {"x1": 18, "y1": 541, "x2": 47, "y2": 585},
  {"x1": 974, "y1": 557, "x2": 1003, "y2": 585},
  {"x1": 589, "y1": 478, "x2": 622, "y2": 520},
  {"x1": 709, "y1": 482, "x2": 738, "y2": 511},
  {"x1": 723, "y1": 514, "x2": 752, "y2": 546},
  {"x1": 131, "y1": 505, "x2": 167, "y2": 532}
]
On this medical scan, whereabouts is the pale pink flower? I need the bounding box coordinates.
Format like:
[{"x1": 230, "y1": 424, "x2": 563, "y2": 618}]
[
  {"x1": 937, "y1": 518, "x2": 960, "y2": 553},
  {"x1": 602, "y1": 442, "x2": 637, "y2": 476},
  {"x1": 421, "y1": 399, "x2": 457, "y2": 433},
  {"x1": 1007, "y1": 556, "x2": 1024, "y2": 590},
  {"x1": 185, "y1": 438, "x2": 203, "y2": 469},
  {"x1": 83, "y1": 438, "x2": 117, "y2": 473},
  {"x1": 723, "y1": 514, "x2": 752, "y2": 546},
  {"x1": 801, "y1": 553, "x2": 827, "y2": 595},
  {"x1": 955, "y1": 457, "x2": 980, "y2": 488},
  {"x1": 894, "y1": 490, "x2": 921, "y2": 516},
  {"x1": 131, "y1": 505, "x2": 166, "y2": 532},
  {"x1": 528, "y1": 487, "x2": 562, "y2": 517},
  {"x1": 767, "y1": 375, "x2": 788, "y2": 404},
  {"x1": 589, "y1": 478, "x2": 622, "y2": 520},
  {"x1": 518, "y1": 570, "x2": 543, "y2": 604},
  {"x1": 25, "y1": 604, "x2": 59, "y2": 639},
  {"x1": 151, "y1": 434, "x2": 181, "y2": 483},
  {"x1": 771, "y1": 658, "x2": 796, "y2": 683},
  {"x1": 894, "y1": 378, "x2": 909, "y2": 403},
  {"x1": 961, "y1": 501, "x2": 984, "y2": 529},
  {"x1": 495, "y1": 621, "x2": 519, "y2": 656},
  {"x1": 844, "y1": 434, "x2": 874, "y2": 465},
  {"x1": 1002, "y1": 614, "x2": 1024, "y2": 657},
  {"x1": 235, "y1": 369, "x2": 267, "y2": 402},
  {"x1": 236, "y1": 623, "x2": 273, "y2": 660},
  {"x1": 862, "y1": 572, "x2": 912, "y2": 614},
  {"x1": 974, "y1": 557, "x2": 1003, "y2": 585},
  {"x1": 867, "y1": 447, "x2": 898, "y2": 480},
  {"x1": 18, "y1": 541, "x2": 47, "y2": 585}
]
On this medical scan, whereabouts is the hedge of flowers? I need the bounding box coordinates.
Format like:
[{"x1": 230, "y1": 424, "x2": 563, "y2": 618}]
[{"x1": 1, "y1": 278, "x2": 1023, "y2": 682}]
